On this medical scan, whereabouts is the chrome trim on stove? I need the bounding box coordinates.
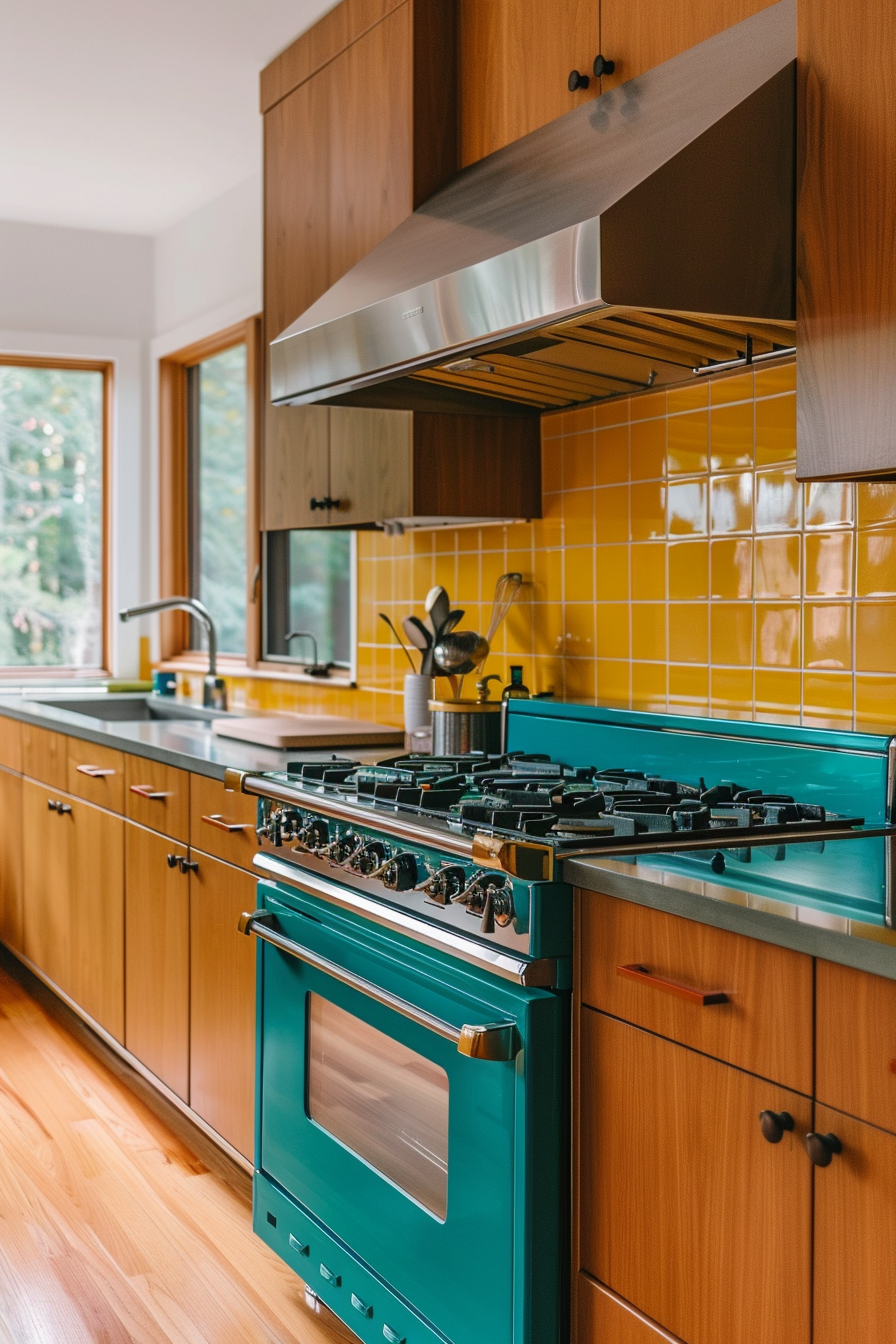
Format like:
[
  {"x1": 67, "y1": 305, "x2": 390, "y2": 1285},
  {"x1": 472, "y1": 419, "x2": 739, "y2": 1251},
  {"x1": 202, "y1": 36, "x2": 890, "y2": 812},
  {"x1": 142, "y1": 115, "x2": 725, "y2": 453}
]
[
  {"x1": 239, "y1": 908, "x2": 521, "y2": 1061},
  {"x1": 887, "y1": 739, "x2": 896, "y2": 824},
  {"x1": 559, "y1": 823, "x2": 896, "y2": 865},
  {"x1": 253, "y1": 852, "x2": 560, "y2": 987}
]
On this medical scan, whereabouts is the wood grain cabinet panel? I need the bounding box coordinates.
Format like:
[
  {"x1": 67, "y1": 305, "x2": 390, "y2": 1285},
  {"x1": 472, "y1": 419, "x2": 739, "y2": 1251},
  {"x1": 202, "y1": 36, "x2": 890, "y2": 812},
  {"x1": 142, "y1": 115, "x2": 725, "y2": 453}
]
[
  {"x1": 328, "y1": 408, "x2": 413, "y2": 526},
  {"x1": 0, "y1": 768, "x2": 23, "y2": 954},
  {"x1": 580, "y1": 1010, "x2": 812, "y2": 1344},
  {"x1": 816, "y1": 960, "x2": 896, "y2": 1135},
  {"x1": 599, "y1": 0, "x2": 776, "y2": 91},
  {"x1": 578, "y1": 1274, "x2": 685, "y2": 1344},
  {"x1": 0, "y1": 716, "x2": 22, "y2": 772},
  {"x1": 68, "y1": 797, "x2": 124, "y2": 1042},
  {"x1": 578, "y1": 890, "x2": 813, "y2": 1092},
  {"x1": 262, "y1": 405, "x2": 329, "y2": 532},
  {"x1": 124, "y1": 757, "x2": 190, "y2": 843},
  {"x1": 797, "y1": 0, "x2": 896, "y2": 478},
  {"x1": 21, "y1": 723, "x2": 68, "y2": 792},
  {"x1": 66, "y1": 738, "x2": 125, "y2": 813},
  {"x1": 189, "y1": 852, "x2": 256, "y2": 1159},
  {"x1": 22, "y1": 778, "x2": 72, "y2": 993},
  {"x1": 813, "y1": 1105, "x2": 896, "y2": 1344},
  {"x1": 125, "y1": 823, "x2": 190, "y2": 1099},
  {"x1": 459, "y1": 0, "x2": 603, "y2": 166},
  {"x1": 190, "y1": 773, "x2": 258, "y2": 873}
]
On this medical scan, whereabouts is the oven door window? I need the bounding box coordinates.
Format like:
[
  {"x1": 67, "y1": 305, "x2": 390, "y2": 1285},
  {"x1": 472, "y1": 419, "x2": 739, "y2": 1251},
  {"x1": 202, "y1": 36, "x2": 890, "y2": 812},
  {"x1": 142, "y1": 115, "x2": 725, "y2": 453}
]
[{"x1": 307, "y1": 992, "x2": 449, "y2": 1219}]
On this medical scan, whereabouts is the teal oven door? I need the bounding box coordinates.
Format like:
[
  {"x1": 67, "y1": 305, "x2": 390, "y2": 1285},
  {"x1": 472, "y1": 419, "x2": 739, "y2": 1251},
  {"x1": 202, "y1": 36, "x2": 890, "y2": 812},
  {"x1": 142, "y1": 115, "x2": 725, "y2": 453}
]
[{"x1": 248, "y1": 878, "x2": 565, "y2": 1344}]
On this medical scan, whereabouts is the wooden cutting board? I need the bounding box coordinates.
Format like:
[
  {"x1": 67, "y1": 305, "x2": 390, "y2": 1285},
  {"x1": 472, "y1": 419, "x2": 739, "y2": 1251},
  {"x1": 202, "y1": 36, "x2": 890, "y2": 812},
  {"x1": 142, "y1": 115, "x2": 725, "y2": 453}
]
[{"x1": 212, "y1": 714, "x2": 404, "y2": 749}]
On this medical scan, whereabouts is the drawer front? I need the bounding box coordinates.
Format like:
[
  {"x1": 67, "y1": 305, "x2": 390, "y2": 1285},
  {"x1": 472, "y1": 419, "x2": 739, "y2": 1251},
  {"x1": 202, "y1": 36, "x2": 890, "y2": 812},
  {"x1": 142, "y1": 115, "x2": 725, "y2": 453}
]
[
  {"x1": 189, "y1": 773, "x2": 258, "y2": 871},
  {"x1": 578, "y1": 1275, "x2": 683, "y2": 1344},
  {"x1": 817, "y1": 959, "x2": 896, "y2": 1134},
  {"x1": 577, "y1": 890, "x2": 813, "y2": 1092},
  {"x1": 124, "y1": 756, "x2": 190, "y2": 842},
  {"x1": 0, "y1": 715, "x2": 22, "y2": 772},
  {"x1": 67, "y1": 738, "x2": 125, "y2": 813},
  {"x1": 22, "y1": 723, "x2": 68, "y2": 791}
]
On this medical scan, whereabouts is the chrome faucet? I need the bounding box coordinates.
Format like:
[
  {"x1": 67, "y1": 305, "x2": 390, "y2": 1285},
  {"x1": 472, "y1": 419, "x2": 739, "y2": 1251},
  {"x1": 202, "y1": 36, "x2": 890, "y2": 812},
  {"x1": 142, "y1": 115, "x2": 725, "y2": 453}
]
[
  {"x1": 285, "y1": 630, "x2": 332, "y2": 678},
  {"x1": 119, "y1": 596, "x2": 227, "y2": 710}
]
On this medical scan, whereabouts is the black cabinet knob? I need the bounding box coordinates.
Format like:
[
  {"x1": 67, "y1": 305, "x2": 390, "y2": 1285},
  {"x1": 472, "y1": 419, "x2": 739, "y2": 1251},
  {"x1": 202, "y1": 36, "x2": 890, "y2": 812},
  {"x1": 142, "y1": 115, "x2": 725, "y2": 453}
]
[
  {"x1": 47, "y1": 798, "x2": 58, "y2": 812},
  {"x1": 57, "y1": 803, "x2": 72, "y2": 815},
  {"x1": 593, "y1": 54, "x2": 615, "y2": 77},
  {"x1": 166, "y1": 853, "x2": 180, "y2": 869},
  {"x1": 805, "y1": 1131, "x2": 843, "y2": 1167},
  {"x1": 310, "y1": 497, "x2": 326, "y2": 511},
  {"x1": 178, "y1": 857, "x2": 199, "y2": 875},
  {"x1": 568, "y1": 69, "x2": 590, "y2": 92},
  {"x1": 759, "y1": 1110, "x2": 795, "y2": 1144}
]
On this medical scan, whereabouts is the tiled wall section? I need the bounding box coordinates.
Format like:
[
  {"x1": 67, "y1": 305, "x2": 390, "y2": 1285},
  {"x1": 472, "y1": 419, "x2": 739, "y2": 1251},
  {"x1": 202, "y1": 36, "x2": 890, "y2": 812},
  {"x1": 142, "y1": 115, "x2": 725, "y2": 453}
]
[{"x1": 186, "y1": 358, "x2": 896, "y2": 730}]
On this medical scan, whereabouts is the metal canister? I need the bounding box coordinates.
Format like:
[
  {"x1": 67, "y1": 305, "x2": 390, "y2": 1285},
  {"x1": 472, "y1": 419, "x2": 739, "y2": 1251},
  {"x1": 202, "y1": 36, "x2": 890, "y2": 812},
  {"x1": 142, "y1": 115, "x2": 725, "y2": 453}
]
[{"x1": 428, "y1": 700, "x2": 502, "y2": 755}]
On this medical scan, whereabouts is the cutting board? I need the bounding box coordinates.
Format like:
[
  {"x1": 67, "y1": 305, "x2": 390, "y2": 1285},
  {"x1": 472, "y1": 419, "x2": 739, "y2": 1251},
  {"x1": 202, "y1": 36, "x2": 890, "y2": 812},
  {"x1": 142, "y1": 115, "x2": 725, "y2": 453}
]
[{"x1": 212, "y1": 714, "x2": 404, "y2": 749}]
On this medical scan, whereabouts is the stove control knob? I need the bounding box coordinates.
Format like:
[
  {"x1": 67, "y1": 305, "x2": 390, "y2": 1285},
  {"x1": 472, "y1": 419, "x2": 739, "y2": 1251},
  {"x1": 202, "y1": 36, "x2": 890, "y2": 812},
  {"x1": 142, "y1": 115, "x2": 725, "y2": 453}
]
[
  {"x1": 381, "y1": 852, "x2": 419, "y2": 891},
  {"x1": 491, "y1": 886, "x2": 515, "y2": 928},
  {"x1": 351, "y1": 841, "x2": 388, "y2": 875},
  {"x1": 327, "y1": 829, "x2": 359, "y2": 864},
  {"x1": 280, "y1": 808, "x2": 303, "y2": 841},
  {"x1": 418, "y1": 864, "x2": 466, "y2": 904},
  {"x1": 297, "y1": 817, "x2": 329, "y2": 853}
]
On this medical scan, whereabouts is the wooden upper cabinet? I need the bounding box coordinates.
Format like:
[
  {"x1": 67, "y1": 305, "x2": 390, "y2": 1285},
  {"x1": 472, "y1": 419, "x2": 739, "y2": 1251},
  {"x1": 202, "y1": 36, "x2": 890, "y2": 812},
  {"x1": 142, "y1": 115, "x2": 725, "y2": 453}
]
[
  {"x1": 459, "y1": 0, "x2": 602, "y2": 166},
  {"x1": 797, "y1": 0, "x2": 896, "y2": 479},
  {"x1": 599, "y1": 0, "x2": 777, "y2": 91},
  {"x1": 579, "y1": 1011, "x2": 812, "y2": 1344},
  {"x1": 328, "y1": 409, "x2": 413, "y2": 527},
  {"x1": 262, "y1": 405, "x2": 330, "y2": 532}
]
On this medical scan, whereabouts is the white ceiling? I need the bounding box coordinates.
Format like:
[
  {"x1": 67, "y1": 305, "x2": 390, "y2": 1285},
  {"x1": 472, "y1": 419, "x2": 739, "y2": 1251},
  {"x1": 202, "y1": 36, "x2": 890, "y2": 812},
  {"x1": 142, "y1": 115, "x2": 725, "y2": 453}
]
[{"x1": 0, "y1": 1, "x2": 336, "y2": 235}]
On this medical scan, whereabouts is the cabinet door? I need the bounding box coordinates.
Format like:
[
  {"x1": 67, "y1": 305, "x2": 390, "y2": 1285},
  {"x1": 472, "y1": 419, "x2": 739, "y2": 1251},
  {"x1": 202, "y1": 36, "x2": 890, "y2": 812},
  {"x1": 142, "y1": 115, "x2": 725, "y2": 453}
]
[
  {"x1": 69, "y1": 798, "x2": 124, "y2": 1042},
  {"x1": 816, "y1": 959, "x2": 896, "y2": 1136},
  {"x1": 459, "y1": 0, "x2": 603, "y2": 166},
  {"x1": 813, "y1": 1105, "x2": 896, "y2": 1344},
  {"x1": 579, "y1": 1010, "x2": 812, "y2": 1344},
  {"x1": 0, "y1": 768, "x2": 23, "y2": 954},
  {"x1": 21, "y1": 723, "x2": 67, "y2": 792},
  {"x1": 262, "y1": 405, "x2": 330, "y2": 532},
  {"x1": 796, "y1": 0, "x2": 896, "y2": 478},
  {"x1": 600, "y1": 0, "x2": 777, "y2": 90},
  {"x1": 190, "y1": 852, "x2": 256, "y2": 1158},
  {"x1": 329, "y1": 407, "x2": 412, "y2": 526},
  {"x1": 22, "y1": 779, "x2": 72, "y2": 992},
  {"x1": 125, "y1": 823, "x2": 190, "y2": 1099}
]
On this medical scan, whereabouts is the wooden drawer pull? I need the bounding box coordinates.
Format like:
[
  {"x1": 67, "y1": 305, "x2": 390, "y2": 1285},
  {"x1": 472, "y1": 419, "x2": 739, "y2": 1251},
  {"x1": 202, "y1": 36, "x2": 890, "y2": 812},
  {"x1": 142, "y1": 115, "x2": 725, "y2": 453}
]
[
  {"x1": 201, "y1": 813, "x2": 253, "y2": 833},
  {"x1": 130, "y1": 784, "x2": 172, "y2": 801},
  {"x1": 617, "y1": 963, "x2": 728, "y2": 1006},
  {"x1": 77, "y1": 764, "x2": 116, "y2": 777}
]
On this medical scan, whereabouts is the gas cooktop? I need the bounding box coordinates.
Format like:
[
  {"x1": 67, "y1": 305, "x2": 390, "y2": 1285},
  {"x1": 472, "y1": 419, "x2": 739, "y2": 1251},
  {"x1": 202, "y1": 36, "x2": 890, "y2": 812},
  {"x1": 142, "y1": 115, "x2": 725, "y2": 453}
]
[{"x1": 264, "y1": 751, "x2": 866, "y2": 855}]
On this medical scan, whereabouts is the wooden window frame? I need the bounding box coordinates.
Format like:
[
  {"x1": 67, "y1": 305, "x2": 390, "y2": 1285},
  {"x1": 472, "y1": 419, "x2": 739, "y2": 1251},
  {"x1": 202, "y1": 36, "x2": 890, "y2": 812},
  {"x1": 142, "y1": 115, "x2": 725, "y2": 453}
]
[
  {"x1": 158, "y1": 317, "x2": 263, "y2": 668},
  {"x1": 0, "y1": 353, "x2": 114, "y2": 679}
]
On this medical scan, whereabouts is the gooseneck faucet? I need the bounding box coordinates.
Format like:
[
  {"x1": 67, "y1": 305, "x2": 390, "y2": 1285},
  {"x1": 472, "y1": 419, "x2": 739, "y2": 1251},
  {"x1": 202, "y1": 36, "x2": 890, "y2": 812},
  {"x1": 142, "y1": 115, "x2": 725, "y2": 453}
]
[{"x1": 119, "y1": 596, "x2": 227, "y2": 710}]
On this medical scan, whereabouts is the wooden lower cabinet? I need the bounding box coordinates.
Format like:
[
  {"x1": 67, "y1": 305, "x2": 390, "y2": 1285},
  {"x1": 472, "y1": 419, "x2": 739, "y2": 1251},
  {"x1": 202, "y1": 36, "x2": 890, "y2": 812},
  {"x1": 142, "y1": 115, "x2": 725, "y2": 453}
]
[
  {"x1": 579, "y1": 1010, "x2": 812, "y2": 1344},
  {"x1": 189, "y1": 851, "x2": 256, "y2": 1159},
  {"x1": 124, "y1": 823, "x2": 189, "y2": 1099},
  {"x1": 22, "y1": 778, "x2": 73, "y2": 994},
  {"x1": 0, "y1": 768, "x2": 23, "y2": 954},
  {"x1": 579, "y1": 1274, "x2": 683, "y2": 1343},
  {"x1": 68, "y1": 797, "x2": 124, "y2": 1042},
  {"x1": 813, "y1": 1105, "x2": 896, "y2": 1344}
]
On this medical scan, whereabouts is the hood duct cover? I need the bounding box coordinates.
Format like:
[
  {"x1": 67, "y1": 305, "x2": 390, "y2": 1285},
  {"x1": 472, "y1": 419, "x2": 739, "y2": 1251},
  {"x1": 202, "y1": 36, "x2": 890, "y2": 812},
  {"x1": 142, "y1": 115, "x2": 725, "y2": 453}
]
[{"x1": 271, "y1": 0, "x2": 796, "y2": 416}]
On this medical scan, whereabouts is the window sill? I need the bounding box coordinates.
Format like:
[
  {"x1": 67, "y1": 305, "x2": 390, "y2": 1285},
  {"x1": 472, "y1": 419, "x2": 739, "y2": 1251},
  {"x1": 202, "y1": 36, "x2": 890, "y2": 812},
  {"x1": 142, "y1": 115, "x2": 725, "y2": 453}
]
[{"x1": 158, "y1": 656, "x2": 356, "y2": 689}]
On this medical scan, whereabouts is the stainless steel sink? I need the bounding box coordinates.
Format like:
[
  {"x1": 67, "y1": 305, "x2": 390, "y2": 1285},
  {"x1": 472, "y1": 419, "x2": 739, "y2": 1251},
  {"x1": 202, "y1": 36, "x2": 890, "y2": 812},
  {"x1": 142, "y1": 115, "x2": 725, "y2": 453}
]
[{"x1": 32, "y1": 695, "x2": 225, "y2": 724}]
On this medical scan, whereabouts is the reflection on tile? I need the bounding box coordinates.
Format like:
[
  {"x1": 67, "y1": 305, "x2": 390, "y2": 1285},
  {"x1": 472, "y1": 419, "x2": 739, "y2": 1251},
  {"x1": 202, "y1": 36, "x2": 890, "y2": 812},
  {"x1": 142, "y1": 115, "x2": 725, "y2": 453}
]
[
  {"x1": 855, "y1": 675, "x2": 896, "y2": 729},
  {"x1": 629, "y1": 390, "x2": 666, "y2": 422},
  {"x1": 755, "y1": 604, "x2": 800, "y2": 667},
  {"x1": 857, "y1": 481, "x2": 896, "y2": 528},
  {"x1": 710, "y1": 371, "x2": 754, "y2": 406},
  {"x1": 710, "y1": 538, "x2": 753, "y2": 599},
  {"x1": 804, "y1": 603, "x2": 852, "y2": 671},
  {"x1": 755, "y1": 468, "x2": 801, "y2": 532},
  {"x1": 629, "y1": 418, "x2": 665, "y2": 481},
  {"x1": 668, "y1": 663, "x2": 709, "y2": 711},
  {"x1": 710, "y1": 401, "x2": 753, "y2": 471},
  {"x1": 754, "y1": 534, "x2": 801, "y2": 599},
  {"x1": 755, "y1": 393, "x2": 796, "y2": 466},
  {"x1": 804, "y1": 532, "x2": 853, "y2": 598},
  {"x1": 667, "y1": 411, "x2": 709, "y2": 475},
  {"x1": 804, "y1": 480, "x2": 854, "y2": 530},
  {"x1": 710, "y1": 472, "x2": 752, "y2": 534},
  {"x1": 754, "y1": 361, "x2": 796, "y2": 397},
  {"x1": 710, "y1": 667, "x2": 754, "y2": 715},
  {"x1": 631, "y1": 481, "x2": 667, "y2": 540},
  {"x1": 667, "y1": 381, "x2": 709, "y2": 414},
  {"x1": 667, "y1": 479, "x2": 707, "y2": 536},
  {"x1": 803, "y1": 671, "x2": 853, "y2": 722},
  {"x1": 856, "y1": 528, "x2": 896, "y2": 597},
  {"x1": 855, "y1": 602, "x2": 896, "y2": 673},
  {"x1": 754, "y1": 668, "x2": 801, "y2": 717}
]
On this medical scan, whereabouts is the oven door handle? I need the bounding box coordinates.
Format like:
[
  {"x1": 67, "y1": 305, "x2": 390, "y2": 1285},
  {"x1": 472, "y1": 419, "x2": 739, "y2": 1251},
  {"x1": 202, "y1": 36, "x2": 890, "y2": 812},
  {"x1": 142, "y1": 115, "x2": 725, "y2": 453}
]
[{"x1": 238, "y1": 909, "x2": 521, "y2": 1062}]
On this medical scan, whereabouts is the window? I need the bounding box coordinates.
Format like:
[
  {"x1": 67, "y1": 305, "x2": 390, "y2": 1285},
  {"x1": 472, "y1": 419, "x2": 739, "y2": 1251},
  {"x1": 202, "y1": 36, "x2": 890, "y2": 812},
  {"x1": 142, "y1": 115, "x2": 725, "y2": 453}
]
[
  {"x1": 188, "y1": 345, "x2": 247, "y2": 653},
  {"x1": 0, "y1": 358, "x2": 110, "y2": 671},
  {"x1": 159, "y1": 319, "x2": 353, "y2": 677}
]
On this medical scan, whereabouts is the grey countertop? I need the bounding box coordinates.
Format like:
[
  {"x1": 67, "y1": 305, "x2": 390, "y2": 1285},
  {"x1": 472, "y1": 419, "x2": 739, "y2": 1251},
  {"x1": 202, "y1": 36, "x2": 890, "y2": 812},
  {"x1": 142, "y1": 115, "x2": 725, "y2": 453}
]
[
  {"x1": 566, "y1": 852, "x2": 896, "y2": 983},
  {"x1": 0, "y1": 694, "x2": 393, "y2": 780}
]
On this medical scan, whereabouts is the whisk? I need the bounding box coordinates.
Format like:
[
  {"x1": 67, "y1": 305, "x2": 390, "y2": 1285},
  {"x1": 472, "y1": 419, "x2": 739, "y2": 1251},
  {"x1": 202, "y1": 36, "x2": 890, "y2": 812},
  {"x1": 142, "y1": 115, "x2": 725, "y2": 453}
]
[{"x1": 476, "y1": 572, "x2": 523, "y2": 675}]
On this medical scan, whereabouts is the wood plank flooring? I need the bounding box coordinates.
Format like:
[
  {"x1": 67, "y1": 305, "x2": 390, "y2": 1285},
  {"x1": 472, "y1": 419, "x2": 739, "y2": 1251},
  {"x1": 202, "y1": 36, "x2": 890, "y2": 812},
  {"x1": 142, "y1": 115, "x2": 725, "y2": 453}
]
[{"x1": 0, "y1": 960, "x2": 355, "y2": 1344}]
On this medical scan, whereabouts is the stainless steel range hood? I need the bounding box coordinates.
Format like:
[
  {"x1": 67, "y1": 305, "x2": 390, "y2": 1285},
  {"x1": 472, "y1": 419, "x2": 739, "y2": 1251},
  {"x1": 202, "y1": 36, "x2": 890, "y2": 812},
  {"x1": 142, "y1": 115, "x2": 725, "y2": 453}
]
[{"x1": 271, "y1": 0, "x2": 796, "y2": 416}]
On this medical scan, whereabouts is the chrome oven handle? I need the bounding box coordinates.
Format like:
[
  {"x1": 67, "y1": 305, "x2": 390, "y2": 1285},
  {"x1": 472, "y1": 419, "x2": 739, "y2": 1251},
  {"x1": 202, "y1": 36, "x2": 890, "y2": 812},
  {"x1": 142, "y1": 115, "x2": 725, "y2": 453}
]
[{"x1": 238, "y1": 909, "x2": 520, "y2": 1062}]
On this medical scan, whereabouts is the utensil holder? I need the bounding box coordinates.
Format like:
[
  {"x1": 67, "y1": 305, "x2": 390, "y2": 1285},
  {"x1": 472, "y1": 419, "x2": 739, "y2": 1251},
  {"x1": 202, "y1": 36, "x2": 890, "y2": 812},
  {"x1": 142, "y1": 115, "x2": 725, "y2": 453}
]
[{"x1": 404, "y1": 674, "x2": 434, "y2": 735}]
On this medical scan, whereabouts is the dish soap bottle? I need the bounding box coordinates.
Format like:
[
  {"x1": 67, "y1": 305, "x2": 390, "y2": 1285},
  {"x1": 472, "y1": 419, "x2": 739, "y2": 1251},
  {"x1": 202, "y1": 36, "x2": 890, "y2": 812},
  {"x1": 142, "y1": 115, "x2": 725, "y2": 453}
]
[{"x1": 502, "y1": 665, "x2": 530, "y2": 700}]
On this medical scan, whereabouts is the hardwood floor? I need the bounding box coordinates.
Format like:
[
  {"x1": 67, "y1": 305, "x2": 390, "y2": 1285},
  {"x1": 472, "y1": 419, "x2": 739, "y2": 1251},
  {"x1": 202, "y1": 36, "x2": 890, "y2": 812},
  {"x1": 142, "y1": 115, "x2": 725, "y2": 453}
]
[{"x1": 0, "y1": 959, "x2": 355, "y2": 1344}]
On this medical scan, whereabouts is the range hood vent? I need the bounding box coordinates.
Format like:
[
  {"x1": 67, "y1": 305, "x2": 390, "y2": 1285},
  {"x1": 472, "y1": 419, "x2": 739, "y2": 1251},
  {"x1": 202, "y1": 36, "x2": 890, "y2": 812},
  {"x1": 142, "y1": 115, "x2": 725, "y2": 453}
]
[{"x1": 271, "y1": 0, "x2": 796, "y2": 416}]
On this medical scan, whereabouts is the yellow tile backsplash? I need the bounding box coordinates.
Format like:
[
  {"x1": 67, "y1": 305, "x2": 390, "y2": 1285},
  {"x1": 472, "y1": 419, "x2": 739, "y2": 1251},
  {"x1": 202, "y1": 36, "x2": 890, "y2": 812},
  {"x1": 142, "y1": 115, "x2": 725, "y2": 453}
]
[{"x1": 186, "y1": 357, "x2": 896, "y2": 733}]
